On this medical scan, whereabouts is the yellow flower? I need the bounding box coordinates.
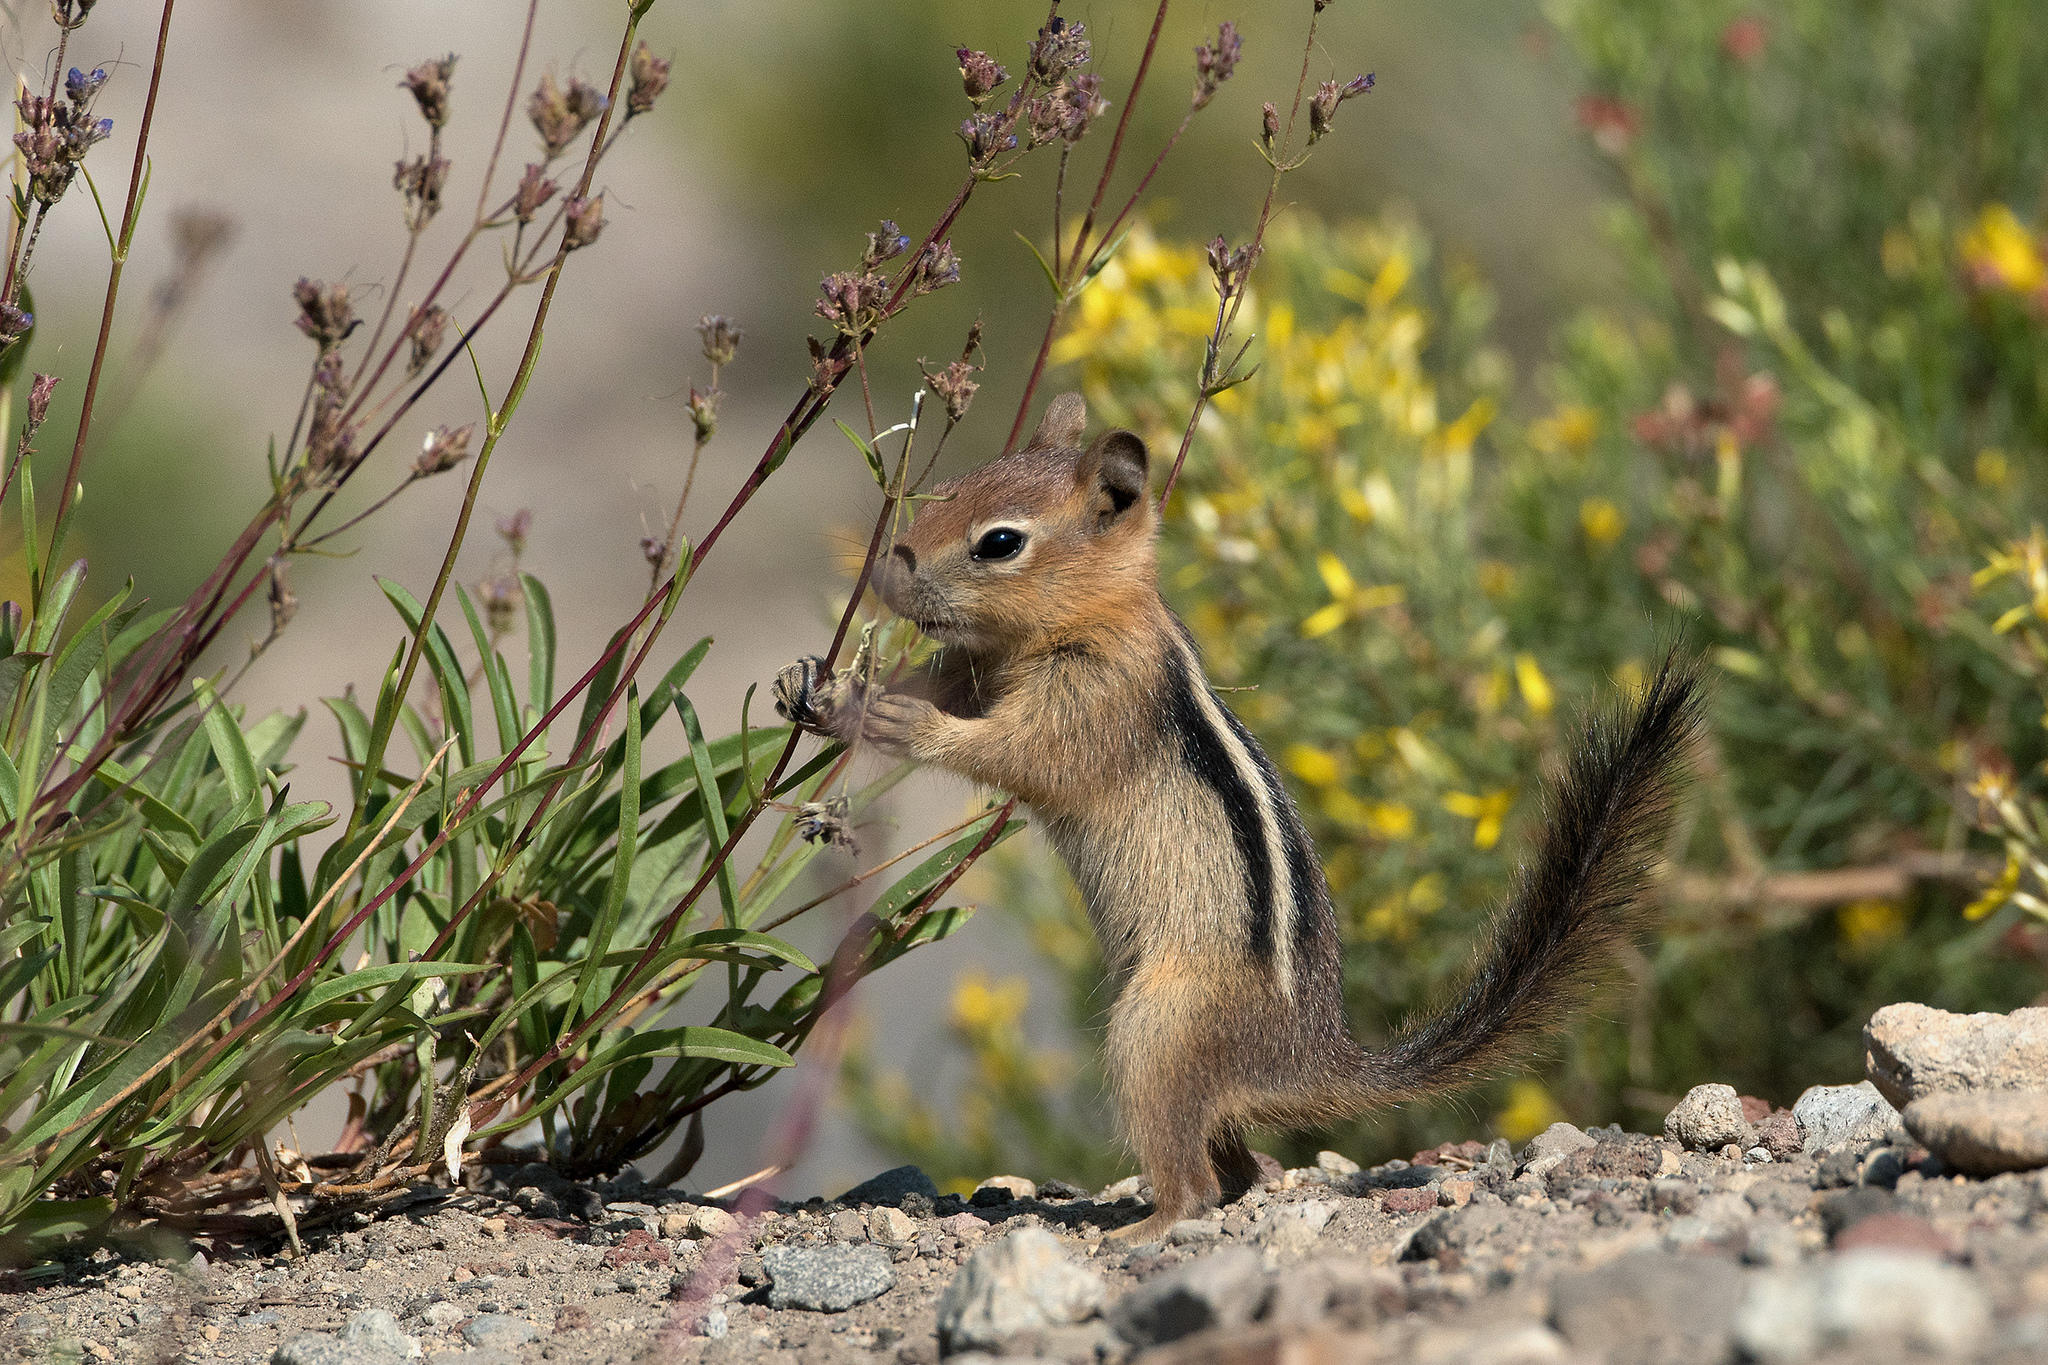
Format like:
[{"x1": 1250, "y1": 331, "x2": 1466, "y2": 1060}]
[
  {"x1": 1580, "y1": 497, "x2": 1625, "y2": 548},
  {"x1": 1285, "y1": 744, "x2": 1341, "y2": 788},
  {"x1": 1301, "y1": 552, "x2": 1405, "y2": 638},
  {"x1": 1514, "y1": 653, "x2": 1555, "y2": 717},
  {"x1": 1964, "y1": 852, "x2": 2021, "y2": 921},
  {"x1": 1960, "y1": 204, "x2": 2046, "y2": 294},
  {"x1": 1366, "y1": 801, "x2": 1416, "y2": 840},
  {"x1": 1494, "y1": 1078, "x2": 1565, "y2": 1143},
  {"x1": 1975, "y1": 449, "x2": 2011, "y2": 488},
  {"x1": 949, "y1": 972, "x2": 1028, "y2": 1035},
  {"x1": 1530, "y1": 403, "x2": 1599, "y2": 456},
  {"x1": 1432, "y1": 395, "x2": 1497, "y2": 457},
  {"x1": 1835, "y1": 898, "x2": 1905, "y2": 950},
  {"x1": 1477, "y1": 560, "x2": 1516, "y2": 599},
  {"x1": 1443, "y1": 789, "x2": 1513, "y2": 850}
]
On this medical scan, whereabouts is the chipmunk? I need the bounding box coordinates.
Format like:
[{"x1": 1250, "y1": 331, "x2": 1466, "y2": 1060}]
[{"x1": 775, "y1": 393, "x2": 1701, "y2": 1241}]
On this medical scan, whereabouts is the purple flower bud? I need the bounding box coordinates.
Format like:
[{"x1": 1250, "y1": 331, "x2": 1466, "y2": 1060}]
[
  {"x1": 512, "y1": 163, "x2": 558, "y2": 224},
  {"x1": 1192, "y1": 23, "x2": 1240, "y2": 110},
  {"x1": 414, "y1": 423, "x2": 476, "y2": 476},
  {"x1": 627, "y1": 42, "x2": 671, "y2": 116},
  {"x1": 1028, "y1": 16, "x2": 1091, "y2": 83},
  {"x1": 292, "y1": 279, "x2": 358, "y2": 351},
  {"x1": 64, "y1": 67, "x2": 107, "y2": 105},
  {"x1": 1261, "y1": 101, "x2": 1280, "y2": 150},
  {"x1": 956, "y1": 48, "x2": 1008, "y2": 103},
  {"x1": 561, "y1": 194, "x2": 605, "y2": 250},
  {"x1": 25, "y1": 373, "x2": 58, "y2": 430},
  {"x1": 400, "y1": 54, "x2": 457, "y2": 129},
  {"x1": 697, "y1": 315, "x2": 742, "y2": 368},
  {"x1": 1308, "y1": 72, "x2": 1374, "y2": 143}
]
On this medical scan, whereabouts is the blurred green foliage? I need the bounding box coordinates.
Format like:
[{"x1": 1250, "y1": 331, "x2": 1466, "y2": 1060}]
[{"x1": 851, "y1": 0, "x2": 2048, "y2": 1184}]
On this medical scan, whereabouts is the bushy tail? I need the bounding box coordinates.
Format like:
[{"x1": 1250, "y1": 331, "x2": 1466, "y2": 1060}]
[{"x1": 1353, "y1": 650, "x2": 1705, "y2": 1104}]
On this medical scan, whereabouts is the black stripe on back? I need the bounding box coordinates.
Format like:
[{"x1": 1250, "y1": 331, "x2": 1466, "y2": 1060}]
[
  {"x1": 1162, "y1": 642, "x2": 1277, "y2": 963},
  {"x1": 1219, "y1": 701, "x2": 1327, "y2": 956}
]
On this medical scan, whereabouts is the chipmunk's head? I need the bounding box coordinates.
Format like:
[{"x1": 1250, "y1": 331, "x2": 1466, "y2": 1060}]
[{"x1": 876, "y1": 393, "x2": 1156, "y2": 654}]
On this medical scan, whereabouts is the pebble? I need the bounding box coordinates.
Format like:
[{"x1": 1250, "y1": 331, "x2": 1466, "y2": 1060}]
[
  {"x1": 934, "y1": 1225, "x2": 1107, "y2": 1353},
  {"x1": 460, "y1": 1314, "x2": 539, "y2": 1350},
  {"x1": 1167, "y1": 1218, "x2": 1224, "y2": 1244},
  {"x1": 1903, "y1": 1089, "x2": 2048, "y2": 1174},
  {"x1": 1752, "y1": 1108, "x2": 1803, "y2": 1160},
  {"x1": 1792, "y1": 1080, "x2": 1900, "y2": 1153},
  {"x1": 1100, "y1": 1174, "x2": 1149, "y2": 1202},
  {"x1": 1551, "y1": 1250, "x2": 1744, "y2": 1358},
  {"x1": 339, "y1": 1310, "x2": 415, "y2": 1360},
  {"x1": 761, "y1": 1243, "x2": 897, "y2": 1312},
  {"x1": 1518, "y1": 1121, "x2": 1596, "y2": 1177},
  {"x1": 416, "y1": 1302, "x2": 464, "y2": 1330},
  {"x1": 685, "y1": 1206, "x2": 738, "y2": 1240},
  {"x1": 1315, "y1": 1150, "x2": 1361, "y2": 1176},
  {"x1": 827, "y1": 1209, "x2": 868, "y2": 1241},
  {"x1": 1381, "y1": 1186, "x2": 1437, "y2": 1216},
  {"x1": 1664, "y1": 1083, "x2": 1753, "y2": 1152},
  {"x1": 974, "y1": 1174, "x2": 1037, "y2": 1201},
  {"x1": 1262, "y1": 1200, "x2": 1337, "y2": 1254},
  {"x1": 1734, "y1": 1248, "x2": 1990, "y2": 1362},
  {"x1": 1864, "y1": 1002, "x2": 2048, "y2": 1107},
  {"x1": 867, "y1": 1206, "x2": 918, "y2": 1243},
  {"x1": 836, "y1": 1164, "x2": 940, "y2": 1207},
  {"x1": 1108, "y1": 1246, "x2": 1268, "y2": 1347}
]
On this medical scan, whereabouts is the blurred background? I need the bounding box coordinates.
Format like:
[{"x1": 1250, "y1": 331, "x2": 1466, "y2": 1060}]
[{"x1": 8, "y1": 0, "x2": 2046, "y2": 1197}]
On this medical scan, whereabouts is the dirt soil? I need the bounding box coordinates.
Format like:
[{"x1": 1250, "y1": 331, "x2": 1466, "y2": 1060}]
[{"x1": 6, "y1": 1116, "x2": 2048, "y2": 1364}]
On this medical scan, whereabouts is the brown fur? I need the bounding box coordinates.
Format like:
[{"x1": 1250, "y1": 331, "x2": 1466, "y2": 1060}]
[{"x1": 775, "y1": 395, "x2": 1701, "y2": 1241}]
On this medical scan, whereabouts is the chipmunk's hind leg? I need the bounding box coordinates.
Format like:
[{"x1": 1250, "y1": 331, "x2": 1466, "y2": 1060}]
[
  {"x1": 1209, "y1": 1127, "x2": 1265, "y2": 1203},
  {"x1": 1103, "y1": 973, "x2": 1230, "y2": 1242}
]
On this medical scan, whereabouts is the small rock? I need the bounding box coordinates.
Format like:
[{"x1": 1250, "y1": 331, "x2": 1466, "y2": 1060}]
[
  {"x1": 836, "y1": 1165, "x2": 940, "y2": 1208},
  {"x1": 1380, "y1": 1186, "x2": 1437, "y2": 1216},
  {"x1": 271, "y1": 1337, "x2": 354, "y2": 1365},
  {"x1": 935, "y1": 1226, "x2": 1107, "y2": 1354},
  {"x1": 867, "y1": 1206, "x2": 917, "y2": 1243},
  {"x1": 761, "y1": 1244, "x2": 896, "y2": 1312},
  {"x1": 1100, "y1": 1175, "x2": 1149, "y2": 1202},
  {"x1": 685, "y1": 1206, "x2": 738, "y2": 1240},
  {"x1": 1315, "y1": 1150, "x2": 1360, "y2": 1176},
  {"x1": 1438, "y1": 1178, "x2": 1475, "y2": 1207},
  {"x1": 1903, "y1": 1089, "x2": 2048, "y2": 1175},
  {"x1": 1793, "y1": 1081, "x2": 1900, "y2": 1154},
  {"x1": 967, "y1": 1185, "x2": 1014, "y2": 1208},
  {"x1": 1664, "y1": 1083, "x2": 1752, "y2": 1152},
  {"x1": 975, "y1": 1174, "x2": 1037, "y2": 1201},
  {"x1": 1262, "y1": 1201, "x2": 1336, "y2": 1254},
  {"x1": 827, "y1": 1209, "x2": 868, "y2": 1241},
  {"x1": 416, "y1": 1302, "x2": 464, "y2": 1330},
  {"x1": 461, "y1": 1315, "x2": 539, "y2": 1350},
  {"x1": 1734, "y1": 1249, "x2": 1989, "y2": 1363},
  {"x1": 1550, "y1": 1251, "x2": 1743, "y2": 1358},
  {"x1": 1036, "y1": 1179, "x2": 1090, "y2": 1201},
  {"x1": 1752, "y1": 1109, "x2": 1803, "y2": 1160},
  {"x1": 1519, "y1": 1122, "x2": 1596, "y2": 1177},
  {"x1": 939, "y1": 1211, "x2": 991, "y2": 1241},
  {"x1": 1109, "y1": 1246, "x2": 1267, "y2": 1347},
  {"x1": 660, "y1": 1210, "x2": 692, "y2": 1239},
  {"x1": 340, "y1": 1310, "x2": 415, "y2": 1361},
  {"x1": 1864, "y1": 1002, "x2": 2048, "y2": 1107},
  {"x1": 1167, "y1": 1218, "x2": 1224, "y2": 1244}
]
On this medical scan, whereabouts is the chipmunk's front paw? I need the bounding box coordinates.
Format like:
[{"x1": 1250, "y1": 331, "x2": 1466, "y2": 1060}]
[
  {"x1": 858, "y1": 690, "x2": 940, "y2": 750},
  {"x1": 773, "y1": 655, "x2": 855, "y2": 737}
]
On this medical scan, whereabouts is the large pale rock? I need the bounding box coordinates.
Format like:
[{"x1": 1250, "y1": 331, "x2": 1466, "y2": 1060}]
[
  {"x1": 935, "y1": 1226, "x2": 1106, "y2": 1353},
  {"x1": 1664, "y1": 1084, "x2": 1752, "y2": 1152},
  {"x1": 1792, "y1": 1081, "x2": 1899, "y2": 1154},
  {"x1": 1903, "y1": 1090, "x2": 2048, "y2": 1175},
  {"x1": 1863, "y1": 1002, "x2": 2048, "y2": 1107}
]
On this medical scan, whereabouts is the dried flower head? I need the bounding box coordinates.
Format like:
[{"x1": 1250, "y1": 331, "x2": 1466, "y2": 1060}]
[
  {"x1": 815, "y1": 270, "x2": 888, "y2": 334},
  {"x1": 52, "y1": 0, "x2": 97, "y2": 29},
  {"x1": 697, "y1": 314, "x2": 742, "y2": 368},
  {"x1": 687, "y1": 386, "x2": 719, "y2": 442},
  {"x1": 496, "y1": 508, "x2": 533, "y2": 554},
  {"x1": 956, "y1": 48, "x2": 1008, "y2": 105},
  {"x1": 1308, "y1": 73, "x2": 1374, "y2": 144},
  {"x1": 627, "y1": 42, "x2": 671, "y2": 116},
  {"x1": 794, "y1": 795, "x2": 855, "y2": 850},
  {"x1": 863, "y1": 220, "x2": 910, "y2": 270},
  {"x1": 957, "y1": 112, "x2": 1017, "y2": 167},
  {"x1": 25, "y1": 373, "x2": 58, "y2": 432},
  {"x1": 640, "y1": 535, "x2": 665, "y2": 566},
  {"x1": 1261, "y1": 101, "x2": 1280, "y2": 152},
  {"x1": 415, "y1": 423, "x2": 475, "y2": 476},
  {"x1": 1028, "y1": 15, "x2": 1090, "y2": 84},
  {"x1": 400, "y1": 54, "x2": 456, "y2": 129},
  {"x1": 477, "y1": 573, "x2": 524, "y2": 635},
  {"x1": 1193, "y1": 22, "x2": 1241, "y2": 110},
  {"x1": 393, "y1": 153, "x2": 451, "y2": 227},
  {"x1": 914, "y1": 240, "x2": 962, "y2": 295},
  {"x1": 0, "y1": 302, "x2": 32, "y2": 349},
  {"x1": 512, "y1": 163, "x2": 558, "y2": 224},
  {"x1": 13, "y1": 86, "x2": 112, "y2": 205},
  {"x1": 292, "y1": 278, "x2": 358, "y2": 350},
  {"x1": 1205, "y1": 235, "x2": 1259, "y2": 295},
  {"x1": 922, "y1": 359, "x2": 978, "y2": 424},
  {"x1": 528, "y1": 73, "x2": 609, "y2": 157},
  {"x1": 404, "y1": 303, "x2": 450, "y2": 378},
  {"x1": 562, "y1": 194, "x2": 606, "y2": 250}
]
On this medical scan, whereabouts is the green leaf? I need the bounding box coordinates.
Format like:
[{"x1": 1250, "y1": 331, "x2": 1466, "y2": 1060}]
[
  {"x1": 378, "y1": 579, "x2": 475, "y2": 765},
  {"x1": 492, "y1": 1026, "x2": 793, "y2": 1136},
  {"x1": 574, "y1": 684, "x2": 641, "y2": 1020},
  {"x1": 675, "y1": 694, "x2": 738, "y2": 920},
  {"x1": 835, "y1": 419, "x2": 890, "y2": 490},
  {"x1": 522, "y1": 573, "x2": 556, "y2": 713},
  {"x1": 193, "y1": 678, "x2": 259, "y2": 811}
]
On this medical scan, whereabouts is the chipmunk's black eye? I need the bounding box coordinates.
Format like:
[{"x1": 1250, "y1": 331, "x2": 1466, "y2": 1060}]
[{"x1": 971, "y1": 527, "x2": 1027, "y2": 561}]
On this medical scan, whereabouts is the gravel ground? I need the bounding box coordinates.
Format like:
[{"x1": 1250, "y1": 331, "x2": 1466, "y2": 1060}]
[{"x1": 8, "y1": 1005, "x2": 2048, "y2": 1363}]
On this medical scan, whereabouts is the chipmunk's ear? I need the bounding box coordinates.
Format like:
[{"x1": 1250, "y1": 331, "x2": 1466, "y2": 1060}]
[
  {"x1": 1027, "y1": 392, "x2": 1088, "y2": 450},
  {"x1": 1079, "y1": 428, "x2": 1149, "y2": 526}
]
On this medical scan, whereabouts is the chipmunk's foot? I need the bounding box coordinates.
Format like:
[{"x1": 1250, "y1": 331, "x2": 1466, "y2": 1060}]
[{"x1": 1104, "y1": 1210, "x2": 1179, "y2": 1245}]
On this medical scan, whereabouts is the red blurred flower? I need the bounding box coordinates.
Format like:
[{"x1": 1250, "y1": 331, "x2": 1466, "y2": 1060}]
[
  {"x1": 1574, "y1": 95, "x2": 1639, "y2": 155},
  {"x1": 1721, "y1": 17, "x2": 1767, "y2": 64}
]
